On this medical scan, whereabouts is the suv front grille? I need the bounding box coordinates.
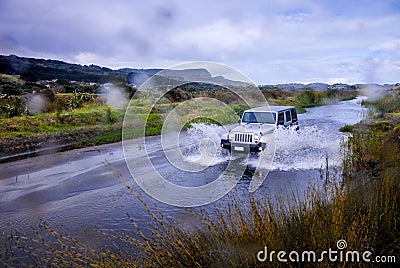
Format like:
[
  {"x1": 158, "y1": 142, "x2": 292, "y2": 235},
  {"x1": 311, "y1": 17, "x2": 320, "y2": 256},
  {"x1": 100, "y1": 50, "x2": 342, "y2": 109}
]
[{"x1": 234, "y1": 133, "x2": 253, "y2": 143}]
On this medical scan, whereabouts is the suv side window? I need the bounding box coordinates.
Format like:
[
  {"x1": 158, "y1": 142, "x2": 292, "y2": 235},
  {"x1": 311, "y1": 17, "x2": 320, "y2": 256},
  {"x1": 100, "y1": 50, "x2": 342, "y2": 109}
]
[
  {"x1": 277, "y1": 112, "x2": 284, "y2": 125},
  {"x1": 285, "y1": 110, "x2": 292, "y2": 122},
  {"x1": 291, "y1": 109, "x2": 298, "y2": 122}
]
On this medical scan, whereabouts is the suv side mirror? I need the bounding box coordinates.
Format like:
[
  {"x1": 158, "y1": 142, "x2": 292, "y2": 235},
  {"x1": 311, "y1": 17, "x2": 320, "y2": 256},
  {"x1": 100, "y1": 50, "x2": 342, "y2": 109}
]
[{"x1": 238, "y1": 119, "x2": 241, "y2": 124}]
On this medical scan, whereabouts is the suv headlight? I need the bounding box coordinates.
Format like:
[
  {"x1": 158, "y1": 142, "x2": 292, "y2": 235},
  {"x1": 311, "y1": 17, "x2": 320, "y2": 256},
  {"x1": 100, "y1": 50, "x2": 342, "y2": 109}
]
[{"x1": 254, "y1": 133, "x2": 259, "y2": 140}]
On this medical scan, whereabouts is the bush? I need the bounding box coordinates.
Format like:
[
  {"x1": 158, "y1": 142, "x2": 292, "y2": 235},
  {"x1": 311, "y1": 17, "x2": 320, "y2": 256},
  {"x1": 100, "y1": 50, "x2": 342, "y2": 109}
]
[
  {"x1": 183, "y1": 117, "x2": 222, "y2": 129},
  {"x1": 339, "y1": 125, "x2": 353, "y2": 132},
  {"x1": 66, "y1": 92, "x2": 94, "y2": 109},
  {"x1": 362, "y1": 91, "x2": 400, "y2": 114},
  {"x1": 372, "y1": 120, "x2": 394, "y2": 133},
  {"x1": 0, "y1": 94, "x2": 26, "y2": 117},
  {"x1": 215, "y1": 90, "x2": 241, "y2": 104},
  {"x1": 39, "y1": 88, "x2": 55, "y2": 102},
  {"x1": 261, "y1": 88, "x2": 294, "y2": 100},
  {"x1": 0, "y1": 83, "x2": 22, "y2": 95},
  {"x1": 231, "y1": 104, "x2": 248, "y2": 117},
  {"x1": 296, "y1": 90, "x2": 324, "y2": 107},
  {"x1": 376, "y1": 93, "x2": 400, "y2": 113},
  {"x1": 166, "y1": 88, "x2": 190, "y2": 102}
]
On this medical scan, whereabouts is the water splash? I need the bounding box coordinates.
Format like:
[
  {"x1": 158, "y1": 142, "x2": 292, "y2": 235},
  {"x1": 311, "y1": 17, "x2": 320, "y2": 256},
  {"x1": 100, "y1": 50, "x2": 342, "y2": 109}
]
[
  {"x1": 98, "y1": 83, "x2": 129, "y2": 109},
  {"x1": 183, "y1": 123, "x2": 232, "y2": 166},
  {"x1": 184, "y1": 123, "x2": 346, "y2": 171},
  {"x1": 270, "y1": 126, "x2": 344, "y2": 171},
  {"x1": 182, "y1": 97, "x2": 366, "y2": 172},
  {"x1": 26, "y1": 94, "x2": 47, "y2": 114}
]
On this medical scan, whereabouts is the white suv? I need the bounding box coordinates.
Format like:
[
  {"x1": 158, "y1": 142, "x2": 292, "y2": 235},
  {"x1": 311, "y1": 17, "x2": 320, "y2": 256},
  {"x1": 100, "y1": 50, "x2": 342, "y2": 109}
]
[{"x1": 220, "y1": 106, "x2": 299, "y2": 152}]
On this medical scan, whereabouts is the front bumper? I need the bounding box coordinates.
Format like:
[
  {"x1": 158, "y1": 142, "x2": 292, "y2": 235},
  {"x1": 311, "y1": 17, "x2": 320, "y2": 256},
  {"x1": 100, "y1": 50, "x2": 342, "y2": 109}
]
[{"x1": 220, "y1": 139, "x2": 266, "y2": 152}]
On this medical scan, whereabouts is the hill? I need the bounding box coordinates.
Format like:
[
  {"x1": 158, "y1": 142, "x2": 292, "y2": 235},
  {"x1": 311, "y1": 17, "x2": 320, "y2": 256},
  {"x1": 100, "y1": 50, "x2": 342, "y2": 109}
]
[
  {"x1": 1, "y1": 54, "x2": 398, "y2": 95},
  {"x1": 0, "y1": 54, "x2": 128, "y2": 83},
  {"x1": 0, "y1": 55, "x2": 247, "y2": 88}
]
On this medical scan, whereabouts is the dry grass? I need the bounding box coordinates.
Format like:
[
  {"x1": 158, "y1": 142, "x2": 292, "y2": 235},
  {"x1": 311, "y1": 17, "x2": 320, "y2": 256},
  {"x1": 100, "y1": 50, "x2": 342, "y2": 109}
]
[{"x1": 3, "y1": 168, "x2": 399, "y2": 267}]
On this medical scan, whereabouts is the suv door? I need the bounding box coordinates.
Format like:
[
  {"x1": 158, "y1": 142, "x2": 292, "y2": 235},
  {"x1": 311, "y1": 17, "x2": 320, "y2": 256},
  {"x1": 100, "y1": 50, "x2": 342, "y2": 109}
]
[
  {"x1": 285, "y1": 110, "x2": 292, "y2": 126},
  {"x1": 277, "y1": 112, "x2": 285, "y2": 126},
  {"x1": 291, "y1": 108, "x2": 298, "y2": 124},
  {"x1": 290, "y1": 108, "x2": 299, "y2": 130}
]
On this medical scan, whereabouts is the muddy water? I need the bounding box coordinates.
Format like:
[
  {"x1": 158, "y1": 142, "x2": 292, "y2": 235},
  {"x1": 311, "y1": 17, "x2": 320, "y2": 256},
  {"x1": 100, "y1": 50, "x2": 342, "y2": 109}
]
[{"x1": 0, "y1": 97, "x2": 367, "y2": 240}]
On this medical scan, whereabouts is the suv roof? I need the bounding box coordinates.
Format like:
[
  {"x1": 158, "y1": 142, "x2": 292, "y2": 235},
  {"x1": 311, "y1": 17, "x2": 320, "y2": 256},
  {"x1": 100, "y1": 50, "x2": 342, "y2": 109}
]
[{"x1": 244, "y1": 105, "x2": 296, "y2": 113}]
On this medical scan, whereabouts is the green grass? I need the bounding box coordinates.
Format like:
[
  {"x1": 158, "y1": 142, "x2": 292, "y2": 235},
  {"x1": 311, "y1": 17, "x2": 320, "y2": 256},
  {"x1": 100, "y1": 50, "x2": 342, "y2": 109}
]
[
  {"x1": 295, "y1": 90, "x2": 324, "y2": 107},
  {"x1": 0, "y1": 88, "x2": 359, "y2": 155},
  {"x1": 0, "y1": 106, "x2": 123, "y2": 138},
  {"x1": 0, "y1": 103, "x2": 128, "y2": 153},
  {"x1": 267, "y1": 89, "x2": 357, "y2": 114},
  {"x1": 183, "y1": 117, "x2": 223, "y2": 129},
  {"x1": 77, "y1": 129, "x2": 122, "y2": 147},
  {"x1": 0, "y1": 96, "x2": 244, "y2": 154},
  {"x1": 270, "y1": 99, "x2": 307, "y2": 113}
]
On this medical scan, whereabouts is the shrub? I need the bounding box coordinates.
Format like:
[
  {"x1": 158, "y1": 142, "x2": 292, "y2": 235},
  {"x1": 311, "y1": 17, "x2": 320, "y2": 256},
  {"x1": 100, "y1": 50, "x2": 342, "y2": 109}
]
[
  {"x1": 66, "y1": 92, "x2": 94, "y2": 109},
  {"x1": 0, "y1": 94, "x2": 26, "y2": 117},
  {"x1": 166, "y1": 88, "x2": 190, "y2": 102},
  {"x1": 376, "y1": 92, "x2": 400, "y2": 113},
  {"x1": 183, "y1": 117, "x2": 222, "y2": 129},
  {"x1": 231, "y1": 104, "x2": 249, "y2": 117},
  {"x1": 339, "y1": 125, "x2": 353, "y2": 132},
  {"x1": 296, "y1": 90, "x2": 324, "y2": 107},
  {"x1": 0, "y1": 83, "x2": 22, "y2": 95}
]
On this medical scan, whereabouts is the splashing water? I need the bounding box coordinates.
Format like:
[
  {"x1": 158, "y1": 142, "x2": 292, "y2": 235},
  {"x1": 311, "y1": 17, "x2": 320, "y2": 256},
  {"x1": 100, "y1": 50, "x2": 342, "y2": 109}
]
[
  {"x1": 183, "y1": 101, "x2": 365, "y2": 172},
  {"x1": 270, "y1": 126, "x2": 345, "y2": 171},
  {"x1": 184, "y1": 123, "x2": 346, "y2": 171},
  {"x1": 183, "y1": 123, "x2": 232, "y2": 166},
  {"x1": 26, "y1": 94, "x2": 48, "y2": 114},
  {"x1": 183, "y1": 97, "x2": 366, "y2": 171},
  {"x1": 98, "y1": 83, "x2": 129, "y2": 109}
]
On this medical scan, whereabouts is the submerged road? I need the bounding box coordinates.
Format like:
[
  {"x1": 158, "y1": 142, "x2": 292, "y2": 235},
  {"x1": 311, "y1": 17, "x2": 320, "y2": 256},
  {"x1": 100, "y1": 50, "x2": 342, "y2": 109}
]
[{"x1": 0, "y1": 97, "x2": 367, "y2": 241}]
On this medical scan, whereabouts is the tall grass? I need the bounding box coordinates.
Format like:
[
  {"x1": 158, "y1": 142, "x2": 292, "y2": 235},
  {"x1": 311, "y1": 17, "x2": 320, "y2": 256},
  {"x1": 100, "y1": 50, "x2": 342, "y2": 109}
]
[
  {"x1": 4, "y1": 174, "x2": 398, "y2": 267},
  {"x1": 362, "y1": 91, "x2": 400, "y2": 114},
  {"x1": 296, "y1": 90, "x2": 324, "y2": 108},
  {"x1": 3, "y1": 139, "x2": 399, "y2": 267}
]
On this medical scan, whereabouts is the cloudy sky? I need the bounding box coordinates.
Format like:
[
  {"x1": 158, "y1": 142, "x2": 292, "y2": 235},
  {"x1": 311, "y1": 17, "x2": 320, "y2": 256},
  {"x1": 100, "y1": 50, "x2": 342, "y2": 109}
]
[{"x1": 1, "y1": 0, "x2": 399, "y2": 84}]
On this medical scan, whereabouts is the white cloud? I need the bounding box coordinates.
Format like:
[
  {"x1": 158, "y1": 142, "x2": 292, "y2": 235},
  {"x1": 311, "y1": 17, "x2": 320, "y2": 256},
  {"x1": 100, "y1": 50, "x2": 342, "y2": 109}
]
[
  {"x1": 369, "y1": 38, "x2": 400, "y2": 54},
  {"x1": 169, "y1": 19, "x2": 262, "y2": 58},
  {"x1": 1, "y1": 0, "x2": 400, "y2": 84}
]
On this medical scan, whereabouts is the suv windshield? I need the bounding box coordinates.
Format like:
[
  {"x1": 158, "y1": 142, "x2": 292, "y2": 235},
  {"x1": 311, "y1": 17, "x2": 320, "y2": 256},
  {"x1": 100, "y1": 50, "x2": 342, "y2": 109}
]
[{"x1": 242, "y1": 112, "x2": 276, "y2": 124}]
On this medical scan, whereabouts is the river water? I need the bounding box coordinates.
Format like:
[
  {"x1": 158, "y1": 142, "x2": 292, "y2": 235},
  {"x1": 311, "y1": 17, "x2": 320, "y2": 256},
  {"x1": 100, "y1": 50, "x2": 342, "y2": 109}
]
[{"x1": 0, "y1": 97, "x2": 367, "y2": 245}]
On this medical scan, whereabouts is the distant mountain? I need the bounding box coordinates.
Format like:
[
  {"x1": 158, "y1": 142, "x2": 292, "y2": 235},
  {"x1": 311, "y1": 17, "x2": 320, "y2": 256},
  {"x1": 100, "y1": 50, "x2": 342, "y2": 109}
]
[
  {"x1": 0, "y1": 54, "x2": 129, "y2": 83},
  {"x1": 274, "y1": 83, "x2": 307, "y2": 91},
  {"x1": 261, "y1": 83, "x2": 358, "y2": 91},
  {"x1": 122, "y1": 68, "x2": 162, "y2": 85},
  {"x1": 125, "y1": 68, "x2": 249, "y2": 87},
  {"x1": 1, "y1": 55, "x2": 397, "y2": 90},
  {"x1": 0, "y1": 55, "x2": 248, "y2": 87},
  {"x1": 126, "y1": 68, "x2": 212, "y2": 86}
]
